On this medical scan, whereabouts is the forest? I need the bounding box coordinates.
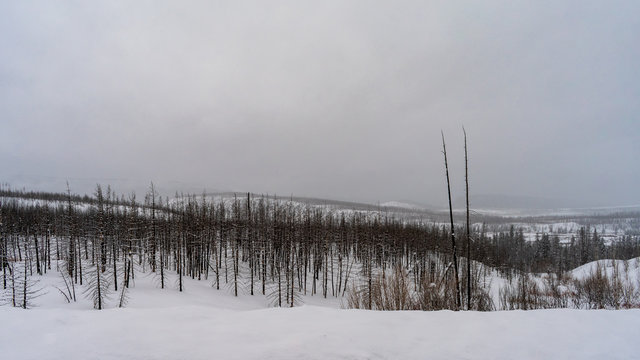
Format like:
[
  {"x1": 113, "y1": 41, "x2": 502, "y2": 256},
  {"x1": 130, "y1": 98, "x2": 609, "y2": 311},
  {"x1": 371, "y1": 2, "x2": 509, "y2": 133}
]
[{"x1": 2, "y1": 184, "x2": 639, "y2": 311}]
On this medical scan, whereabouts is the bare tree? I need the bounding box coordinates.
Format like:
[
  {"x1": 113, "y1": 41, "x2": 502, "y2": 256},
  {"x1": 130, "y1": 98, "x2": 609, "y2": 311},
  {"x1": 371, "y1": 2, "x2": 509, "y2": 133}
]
[
  {"x1": 464, "y1": 127, "x2": 471, "y2": 310},
  {"x1": 84, "y1": 257, "x2": 110, "y2": 310},
  {"x1": 442, "y1": 131, "x2": 461, "y2": 310}
]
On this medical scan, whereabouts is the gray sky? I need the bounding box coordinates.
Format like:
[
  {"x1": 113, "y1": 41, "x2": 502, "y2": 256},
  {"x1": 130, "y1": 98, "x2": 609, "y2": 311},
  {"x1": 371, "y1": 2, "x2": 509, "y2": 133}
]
[{"x1": 1, "y1": 0, "x2": 639, "y2": 207}]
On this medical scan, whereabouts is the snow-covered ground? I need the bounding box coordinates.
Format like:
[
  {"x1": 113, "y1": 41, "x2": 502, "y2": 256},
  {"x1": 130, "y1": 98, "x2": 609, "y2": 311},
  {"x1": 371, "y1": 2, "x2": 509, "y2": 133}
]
[
  {"x1": 1, "y1": 261, "x2": 639, "y2": 359},
  {"x1": 2, "y1": 304, "x2": 639, "y2": 360}
]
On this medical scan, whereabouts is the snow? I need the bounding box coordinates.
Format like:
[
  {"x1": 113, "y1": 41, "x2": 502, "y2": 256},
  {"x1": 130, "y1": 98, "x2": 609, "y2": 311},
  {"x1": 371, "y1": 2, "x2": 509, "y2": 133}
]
[
  {"x1": 1, "y1": 264, "x2": 639, "y2": 359},
  {"x1": 571, "y1": 257, "x2": 640, "y2": 284},
  {"x1": 380, "y1": 201, "x2": 428, "y2": 211},
  {"x1": 1, "y1": 305, "x2": 638, "y2": 359},
  {"x1": 467, "y1": 204, "x2": 640, "y2": 217}
]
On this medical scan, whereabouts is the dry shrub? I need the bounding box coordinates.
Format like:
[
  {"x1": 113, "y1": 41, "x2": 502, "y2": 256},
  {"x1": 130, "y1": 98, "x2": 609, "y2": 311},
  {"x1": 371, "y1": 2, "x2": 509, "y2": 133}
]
[
  {"x1": 345, "y1": 265, "x2": 415, "y2": 310},
  {"x1": 499, "y1": 274, "x2": 547, "y2": 310},
  {"x1": 345, "y1": 259, "x2": 494, "y2": 311},
  {"x1": 572, "y1": 261, "x2": 629, "y2": 309}
]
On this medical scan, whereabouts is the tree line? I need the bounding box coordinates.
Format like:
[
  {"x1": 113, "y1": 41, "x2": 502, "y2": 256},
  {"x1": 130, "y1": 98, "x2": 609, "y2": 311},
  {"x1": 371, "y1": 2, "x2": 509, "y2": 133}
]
[{"x1": 1, "y1": 184, "x2": 639, "y2": 310}]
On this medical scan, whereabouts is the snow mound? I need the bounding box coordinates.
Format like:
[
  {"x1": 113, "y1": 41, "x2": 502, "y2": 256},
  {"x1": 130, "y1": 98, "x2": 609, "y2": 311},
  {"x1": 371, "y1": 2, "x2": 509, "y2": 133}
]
[{"x1": 571, "y1": 257, "x2": 640, "y2": 284}]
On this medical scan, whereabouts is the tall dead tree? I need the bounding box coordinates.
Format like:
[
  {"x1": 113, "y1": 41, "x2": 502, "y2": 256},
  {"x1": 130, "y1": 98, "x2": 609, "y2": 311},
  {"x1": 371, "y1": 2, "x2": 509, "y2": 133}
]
[
  {"x1": 441, "y1": 131, "x2": 461, "y2": 310},
  {"x1": 464, "y1": 127, "x2": 471, "y2": 310}
]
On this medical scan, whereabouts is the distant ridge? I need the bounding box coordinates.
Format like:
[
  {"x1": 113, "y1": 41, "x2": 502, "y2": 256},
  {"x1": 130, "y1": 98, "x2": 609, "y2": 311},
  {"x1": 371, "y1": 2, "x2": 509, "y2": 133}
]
[
  {"x1": 454, "y1": 194, "x2": 601, "y2": 210},
  {"x1": 380, "y1": 201, "x2": 433, "y2": 211}
]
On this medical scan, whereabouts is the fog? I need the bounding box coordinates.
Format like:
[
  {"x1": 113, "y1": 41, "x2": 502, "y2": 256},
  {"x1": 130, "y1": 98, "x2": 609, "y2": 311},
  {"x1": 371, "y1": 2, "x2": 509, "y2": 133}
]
[{"x1": 1, "y1": 1, "x2": 638, "y2": 207}]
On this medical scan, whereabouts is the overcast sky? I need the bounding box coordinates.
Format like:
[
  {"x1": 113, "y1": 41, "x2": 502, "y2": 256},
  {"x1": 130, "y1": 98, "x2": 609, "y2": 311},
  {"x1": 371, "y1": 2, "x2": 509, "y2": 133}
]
[{"x1": 1, "y1": 1, "x2": 638, "y2": 207}]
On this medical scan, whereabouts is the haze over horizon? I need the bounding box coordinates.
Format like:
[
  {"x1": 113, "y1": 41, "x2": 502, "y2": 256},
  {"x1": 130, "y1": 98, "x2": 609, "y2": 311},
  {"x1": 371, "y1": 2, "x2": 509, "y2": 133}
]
[{"x1": 1, "y1": 1, "x2": 639, "y2": 208}]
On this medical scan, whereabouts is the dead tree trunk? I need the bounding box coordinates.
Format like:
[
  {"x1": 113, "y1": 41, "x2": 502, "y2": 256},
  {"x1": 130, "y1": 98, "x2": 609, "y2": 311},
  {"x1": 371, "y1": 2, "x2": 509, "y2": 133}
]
[
  {"x1": 442, "y1": 131, "x2": 461, "y2": 310},
  {"x1": 464, "y1": 127, "x2": 471, "y2": 310}
]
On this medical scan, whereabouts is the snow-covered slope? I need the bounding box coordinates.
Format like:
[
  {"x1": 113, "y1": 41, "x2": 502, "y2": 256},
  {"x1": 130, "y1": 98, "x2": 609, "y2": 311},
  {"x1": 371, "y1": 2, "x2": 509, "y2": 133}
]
[
  {"x1": 380, "y1": 201, "x2": 429, "y2": 211},
  {"x1": 1, "y1": 264, "x2": 639, "y2": 359},
  {"x1": 571, "y1": 257, "x2": 640, "y2": 284}
]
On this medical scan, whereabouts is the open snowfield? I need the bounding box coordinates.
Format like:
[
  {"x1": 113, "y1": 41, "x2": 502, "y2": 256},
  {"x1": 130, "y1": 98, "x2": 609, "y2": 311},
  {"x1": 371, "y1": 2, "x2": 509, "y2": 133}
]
[{"x1": 1, "y1": 266, "x2": 639, "y2": 360}]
